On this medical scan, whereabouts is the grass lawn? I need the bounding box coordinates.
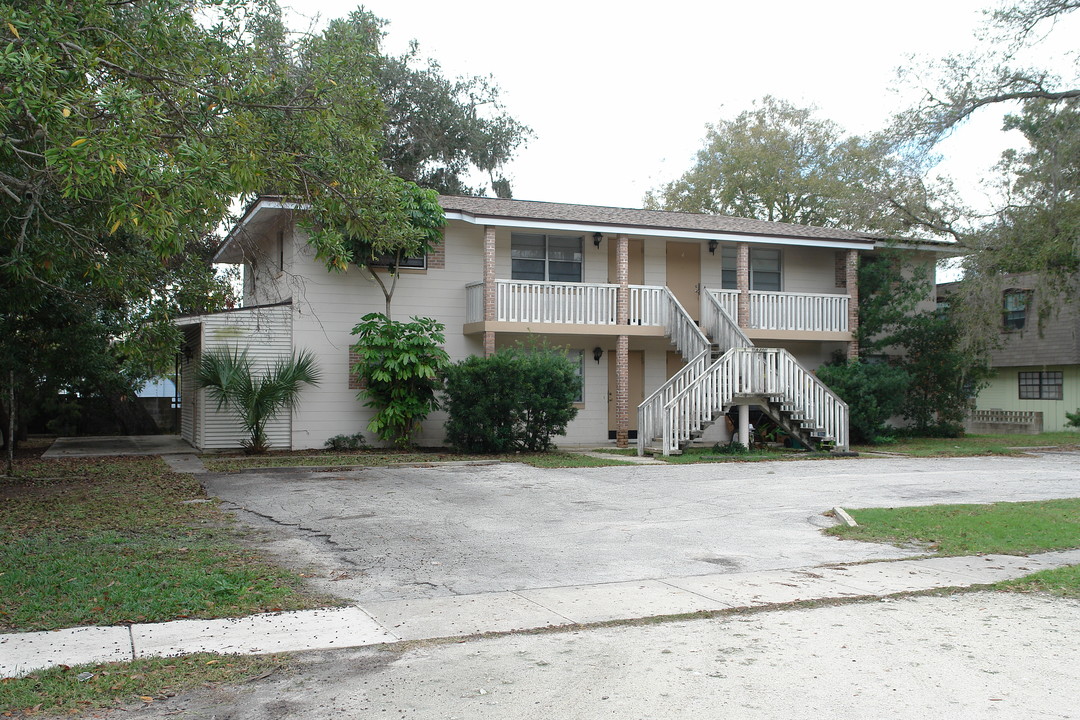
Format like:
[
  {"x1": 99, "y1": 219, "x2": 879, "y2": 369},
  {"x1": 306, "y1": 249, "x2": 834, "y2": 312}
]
[
  {"x1": 0, "y1": 454, "x2": 331, "y2": 632},
  {"x1": 828, "y1": 498, "x2": 1080, "y2": 598},
  {"x1": 202, "y1": 449, "x2": 636, "y2": 471},
  {"x1": 0, "y1": 653, "x2": 283, "y2": 716},
  {"x1": 852, "y1": 431, "x2": 1080, "y2": 457}
]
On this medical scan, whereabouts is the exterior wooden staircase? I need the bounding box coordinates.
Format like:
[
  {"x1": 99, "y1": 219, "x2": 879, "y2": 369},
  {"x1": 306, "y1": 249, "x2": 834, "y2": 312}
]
[{"x1": 638, "y1": 291, "x2": 848, "y2": 456}]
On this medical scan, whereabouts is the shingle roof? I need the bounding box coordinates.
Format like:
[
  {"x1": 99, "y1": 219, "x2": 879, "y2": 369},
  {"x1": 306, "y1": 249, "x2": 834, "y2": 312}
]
[{"x1": 438, "y1": 195, "x2": 878, "y2": 244}]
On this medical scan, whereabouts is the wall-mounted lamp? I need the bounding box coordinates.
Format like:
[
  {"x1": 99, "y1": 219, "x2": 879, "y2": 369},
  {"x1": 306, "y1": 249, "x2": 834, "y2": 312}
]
[
  {"x1": 593, "y1": 232, "x2": 603, "y2": 249},
  {"x1": 593, "y1": 347, "x2": 604, "y2": 364},
  {"x1": 708, "y1": 239, "x2": 718, "y2": 255}
]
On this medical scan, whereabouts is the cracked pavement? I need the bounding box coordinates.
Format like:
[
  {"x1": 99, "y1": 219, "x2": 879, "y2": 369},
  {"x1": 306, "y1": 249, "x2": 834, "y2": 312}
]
[{"x1": 203, "y1": 452, "x2": 1080, "y2": 604}]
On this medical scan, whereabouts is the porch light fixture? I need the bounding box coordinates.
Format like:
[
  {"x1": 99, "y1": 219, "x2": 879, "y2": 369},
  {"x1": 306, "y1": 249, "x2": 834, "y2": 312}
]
[
  {"x1": 708, "y1": 239, "x2": 718, "y2": 255},
  {"x1": 593, "y1": 232, "x2": 603, "y2": 249},
  {"x1": 593, "y1": 347, "x2": 604, "y2": 364}
]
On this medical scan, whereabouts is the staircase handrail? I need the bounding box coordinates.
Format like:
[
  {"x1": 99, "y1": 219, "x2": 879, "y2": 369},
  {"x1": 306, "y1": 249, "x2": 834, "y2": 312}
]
[
  {"x1": 658, "y1": 347, "x2": 849, "y2": 455},
  {"x1": 637, "y1": 347, "x2": 711, "y2": 455},
  {"x1": 701, "y1": 291, "x2": 752, "y2": 351},
  {"x1": 635, "y1": 290, "x2": 711, "y2": 455}
]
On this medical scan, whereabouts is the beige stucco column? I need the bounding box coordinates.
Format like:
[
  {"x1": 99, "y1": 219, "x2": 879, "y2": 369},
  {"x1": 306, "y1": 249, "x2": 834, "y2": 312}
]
[
  {"x1": 846, "y1": 249, "x2": 860, "y2": 360},
  {"x1": 615, "y1": 234, "x2": 630, "y2": 447},
  {"x1": 483, "y1": 225, "x2": 496, "y2": 357},
  {"x1": 737, "y1": 242, "x2": 750, "y2": 328}
]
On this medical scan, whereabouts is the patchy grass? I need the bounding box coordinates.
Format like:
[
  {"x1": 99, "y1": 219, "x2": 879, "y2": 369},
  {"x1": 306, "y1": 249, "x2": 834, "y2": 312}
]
[
  {"x1": 827, "y1": 499, "x2": 1080, "y2": 556},
  {"x1": 0, "y1": 455, "x2": 330, "y2": 632},
  {"x1": 654, "y1": 446, "x2": 820, "y2": 464},
  {"x1": 202, "y1": 449, "x2": 634, "y2": 471},
  {"x1": 828, "y1": 499, "x2": 1080, "y2": 597},
  {"x1": 0, "y1": 653, "x2": 284, "y2": 716},
  {"x1": 1000, "y1": 564, "x2": 1080, "y2": 599},
  {"x1": 852, "y1": 431, "x2": 1080, "y2": 457}
]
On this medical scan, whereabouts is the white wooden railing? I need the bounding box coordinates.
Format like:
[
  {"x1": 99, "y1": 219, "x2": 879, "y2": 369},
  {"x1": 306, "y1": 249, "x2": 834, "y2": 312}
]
[
  {"x1": 707, "y1": 289, "x2": 849, "y2": 333},
  {"x1": 650, "y1": 347, "x2": 849, "y2": 456},
  {"x1": 701, "y1": 291, "x2": 752, "y2": 353},
  {"x1": 467, "y1": 280, "x2": 675, "y2": 327}
]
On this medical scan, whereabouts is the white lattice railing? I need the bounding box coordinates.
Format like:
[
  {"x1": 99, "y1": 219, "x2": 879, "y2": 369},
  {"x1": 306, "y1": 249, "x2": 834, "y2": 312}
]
[
  {"x1": 648, "y1": 347, "x2": 848, "y2": 456},
  {"x1": 707, "y1": 289, "x2": 849, "y2": 333}
]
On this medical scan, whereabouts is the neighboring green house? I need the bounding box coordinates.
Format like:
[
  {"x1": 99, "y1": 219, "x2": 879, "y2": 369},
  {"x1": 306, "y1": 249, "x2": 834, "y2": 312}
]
[{"x1": 947, "y1": 275, "x2": 1080, "y2": 433}]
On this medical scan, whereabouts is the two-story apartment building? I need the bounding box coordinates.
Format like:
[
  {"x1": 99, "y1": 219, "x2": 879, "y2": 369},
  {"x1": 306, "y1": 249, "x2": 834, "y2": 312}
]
[{"x1": 176, "y1": 195, "x2": 929, "y2": 454}]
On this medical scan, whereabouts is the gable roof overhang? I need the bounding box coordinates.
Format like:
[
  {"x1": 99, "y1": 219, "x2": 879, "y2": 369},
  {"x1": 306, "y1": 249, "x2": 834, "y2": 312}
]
[
  {"x1": 438, "y1": 196, "x2": 879, "y2": 250},
  {"x1": 214, "y1": 197, "x2": 302, "y2": 264}
]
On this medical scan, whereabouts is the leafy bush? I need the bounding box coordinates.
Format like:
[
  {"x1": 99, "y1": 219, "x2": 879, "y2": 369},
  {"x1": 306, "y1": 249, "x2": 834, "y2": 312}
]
[
  {"x1": 324, "y1": 433, "x2": 367, "y2": 451},
  {"x1": 817, "y1": 360, "x2": 909, "y2": 444},
  {"x1": 711, "y1": 440, "x2": 748, "y2": 454},
  {"x1": 443, "y1": 348, "x2": 580, "y2": 452},
  {"x1": 350, "y1": 313, "x2": 450, "y2": 448},
  {"x1": 1066, "y1": 409, "x2": 1080, "y2": 429}
]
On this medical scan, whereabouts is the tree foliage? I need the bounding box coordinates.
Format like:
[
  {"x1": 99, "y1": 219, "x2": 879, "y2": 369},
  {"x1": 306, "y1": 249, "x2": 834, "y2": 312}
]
[
  {"x1": 894, "y1": 0, "x2": 1079, "y2": 150},
  {"x1": 816, "y1": 361, "x2": 910, "y2": 444},
  {"x1": 350, "y1": 313, "x2": 450, "y2": 448},
  {"x1": 644, "y1": 97, "x2": 927, "y2": 235},
  {"x1": 443, "y1": 349, "x2": 581, "y2": 453},
  {"x1": 197, "y1": 347, "x2": 321, "y2": 453},
  {"x1": 377, "y1": 41, "x2": 531, "y2": 197},
  {"x1": 0, "y1": 0, "x2": 405, "y2": 440}
]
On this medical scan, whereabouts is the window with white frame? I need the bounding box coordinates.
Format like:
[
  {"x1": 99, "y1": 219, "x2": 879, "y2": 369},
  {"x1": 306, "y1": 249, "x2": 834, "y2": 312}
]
[
  {"x1": 1018, "y1": 371, "x2": 1062, "y2": 400},
  {"x1": 570, "y1": 349, "x2": 583, "y2": 402},
  {"x1": 511, "y1": 233, "x2": 582, "y2": 282}
]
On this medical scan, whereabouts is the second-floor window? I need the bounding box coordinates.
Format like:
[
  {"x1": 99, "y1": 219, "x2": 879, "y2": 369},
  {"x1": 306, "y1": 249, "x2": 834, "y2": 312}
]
[
  {"x1": 1003, "y1": 289, "x2": 1030, "y2": 330},
  {"x1": 720, "y1": 247, "x2": 783, "y2": 291},
  {"x1": 511, "y1": 233, "x2": 582, "y2": 282}
]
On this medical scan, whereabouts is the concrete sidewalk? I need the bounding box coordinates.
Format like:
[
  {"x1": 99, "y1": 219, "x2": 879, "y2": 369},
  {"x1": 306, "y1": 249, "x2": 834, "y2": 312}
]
[{"x1": 4, "y1": 549, "x2": 1078, "y2": 678}]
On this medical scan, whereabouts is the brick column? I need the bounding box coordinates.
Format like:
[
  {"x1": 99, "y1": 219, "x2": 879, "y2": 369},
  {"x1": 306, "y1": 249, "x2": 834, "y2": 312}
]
[
  {"x1": 615, "y1": 334, "x2": 629, "y2": 448},
  {"x1": 483, "y1": 226, "x2": 496, "y2": 357},
  {"x1": 737, "y1": 242, "x2": 750, "y2": 328},
  {"x1": 846, "y1": 249, "x2": 859, "y2": 360},
  {"x1": 616, "y1": 234, "x2": 629, "y2": 325},
  {"x1": 615, "y1": 234, "x2": 630, "y2": 447}
]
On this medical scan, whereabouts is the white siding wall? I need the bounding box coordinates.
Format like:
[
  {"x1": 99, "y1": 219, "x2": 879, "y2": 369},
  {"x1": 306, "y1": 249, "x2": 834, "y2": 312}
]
[
  {"x1": 179, "y1": 341, "x2": 198, "y2": 445},
  {"x1": 195, "y1": 305, "x2": 294, "y2": 450},
  {"x1": 289, "y1": 223, "x2": 485, "y2": 449}
]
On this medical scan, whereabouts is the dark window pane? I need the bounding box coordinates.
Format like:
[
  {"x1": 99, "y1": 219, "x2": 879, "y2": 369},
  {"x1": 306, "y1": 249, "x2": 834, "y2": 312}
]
[
  {"x1": 548, "y1": 261, "x2": 582, "y2": 283},
  {"x1": 512, "y1": 259, "x2": 546, "y2": 281}
]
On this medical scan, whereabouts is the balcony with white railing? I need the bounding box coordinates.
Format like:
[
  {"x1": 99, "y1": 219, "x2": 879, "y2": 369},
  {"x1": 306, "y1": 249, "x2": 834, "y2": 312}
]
[
  {"x1": 707, "y1": 289, "x2": 850, "y2": 334},
  {"x1": 465, "y1": 280, "x2": 672, "y2": 334}
]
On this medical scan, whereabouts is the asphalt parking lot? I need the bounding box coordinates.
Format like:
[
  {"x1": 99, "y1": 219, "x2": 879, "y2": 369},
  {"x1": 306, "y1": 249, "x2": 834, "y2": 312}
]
[{"x1": 204, "y1": 452, "x2": 1080, "y2": 603}]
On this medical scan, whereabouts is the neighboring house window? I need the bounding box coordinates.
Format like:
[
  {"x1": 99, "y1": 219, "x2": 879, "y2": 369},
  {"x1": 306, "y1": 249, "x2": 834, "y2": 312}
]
[
  {"x1": 721, "y1": 247, "x2": 737, "y2": 289},
  {"x1": 511, "y1": 233, "x2": 582, "y2": 282},
  {"x1": 1003, "y1": 289, "x2": 1030, "y2": 330},
  {"x1": 751, "y1": 249, "x2": 782, "y2": 291},
  {"x1": 1018, "y1": 371, "x2": 1063, "y2": 400}
]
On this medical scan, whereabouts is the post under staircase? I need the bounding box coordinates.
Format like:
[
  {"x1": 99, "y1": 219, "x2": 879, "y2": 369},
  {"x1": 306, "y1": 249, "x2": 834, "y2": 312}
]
[{"x1": 638, "y1": 291, "x2": 848, "y2": 456}]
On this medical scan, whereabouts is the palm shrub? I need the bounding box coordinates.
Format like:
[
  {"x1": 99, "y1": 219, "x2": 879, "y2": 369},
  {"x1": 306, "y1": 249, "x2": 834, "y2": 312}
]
[
  {"x1": 350, "y1": 313, "x2": 450, "y2": 448},
  {"x1": 444, "y1": 348, "x2": 580, "y2": 452},
  {"x1": 196, "y1": 347, "x2": 321, "y2": 453}
]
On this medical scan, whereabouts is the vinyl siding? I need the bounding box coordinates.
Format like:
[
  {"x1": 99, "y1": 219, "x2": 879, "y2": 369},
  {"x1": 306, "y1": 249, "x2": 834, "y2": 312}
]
[
  {"x1": 976, "y1": 365, "x2": 1080, "y2": 432},
  {"x1": 188, "y1": 305, "x2": 294, "y2": 450}
]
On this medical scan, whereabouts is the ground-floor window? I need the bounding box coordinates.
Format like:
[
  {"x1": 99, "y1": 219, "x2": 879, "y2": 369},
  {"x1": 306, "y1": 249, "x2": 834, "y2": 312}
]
[{"x1": 1018, "y1": 370, "x2": 1063, "y2": 400}]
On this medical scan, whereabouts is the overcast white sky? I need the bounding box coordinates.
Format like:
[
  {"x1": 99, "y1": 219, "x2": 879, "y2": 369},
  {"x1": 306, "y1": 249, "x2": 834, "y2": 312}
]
[{"x1": 283, "y1": 0, "x2": 1077, "y2": 213}]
